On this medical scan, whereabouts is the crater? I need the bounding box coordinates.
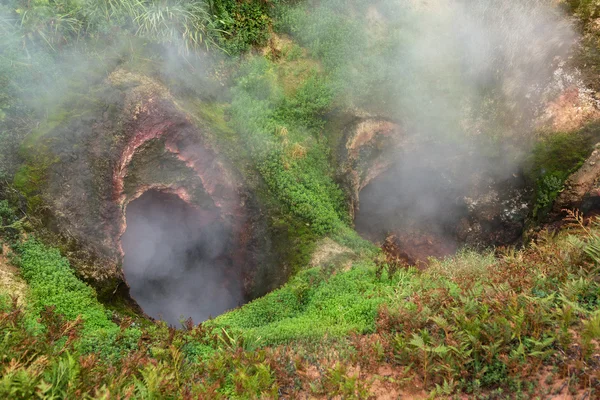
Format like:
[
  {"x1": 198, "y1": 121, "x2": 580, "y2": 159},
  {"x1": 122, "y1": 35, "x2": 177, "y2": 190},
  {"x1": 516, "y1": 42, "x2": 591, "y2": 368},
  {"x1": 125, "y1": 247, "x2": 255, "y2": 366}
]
[
  {"x1": 121, "y1": 190, "x2": 244, "y2": 325},
  {"x1": 340, "y1": 118, "x2": 530, "y2": 266},
  {"x1": 355, "y1": 158, "x2": 467, "y2": 267}
]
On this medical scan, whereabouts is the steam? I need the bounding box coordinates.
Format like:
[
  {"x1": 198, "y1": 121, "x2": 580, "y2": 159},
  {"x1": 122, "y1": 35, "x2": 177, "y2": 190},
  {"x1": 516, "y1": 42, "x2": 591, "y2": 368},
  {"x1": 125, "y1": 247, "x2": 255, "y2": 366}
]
[
  {"x1": 382, "y1": 0, "x2": 576, "y2": 137},
  {"x1": 121, "y1": 191, "x2": 242, "y2": 326},
  {"x1": 0, "y1": 4, "x2": 236, "y2": 325},
  {"x1": 337, "y1": 0, "x2": 577, "y2": 243},
  {"x1": 0, "y1": 0, "x2": 581, "y2": 324},
  {"x1": 355, "y1": 142, "x2": 471, "y2": 241}
]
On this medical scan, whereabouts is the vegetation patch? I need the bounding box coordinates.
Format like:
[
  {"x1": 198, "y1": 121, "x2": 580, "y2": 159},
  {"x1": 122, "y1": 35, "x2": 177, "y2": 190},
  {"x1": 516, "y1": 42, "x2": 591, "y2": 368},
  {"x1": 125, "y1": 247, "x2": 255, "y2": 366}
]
[
  {"x1": 1, "y1": 213, "x2": 600, "y2": 397},
  {"x1": 1, "y1": 0, "x2": 600, "y2": 398},
  {"x1": 13, "y1": 239, "x2": 117, "y2": 335},
  {"x1": 528, "y1": 130, "x2": 594, "y2": 219},
  {"x1": 228, "y1": 56, "x2": 349, "y2": 236},
  {"x1": 211, "y1": 262, "x2": 394, "y2": 344},
  {"x1": 210, "y1": 0, "x2": 273, "y2": 54}
]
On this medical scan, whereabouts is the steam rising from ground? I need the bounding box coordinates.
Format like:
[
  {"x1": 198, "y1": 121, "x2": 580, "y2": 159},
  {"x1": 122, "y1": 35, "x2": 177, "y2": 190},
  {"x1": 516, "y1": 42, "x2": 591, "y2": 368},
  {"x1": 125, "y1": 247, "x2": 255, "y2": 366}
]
[
  {"x1": 383, "y1": 0, "x2": 576, "y2": 136},
  {"x1": 349, "y1": 0, "x2": 577, "y2": 243},
  {"x1": 355, "y1": 143, "x2": 470, "y2": 242},
  {"x1": 0, "y1": 0, "x2": 581, "y2": 322},
  {"x1": 122, "y1": 191, "x2": 242, "y2": 326}
]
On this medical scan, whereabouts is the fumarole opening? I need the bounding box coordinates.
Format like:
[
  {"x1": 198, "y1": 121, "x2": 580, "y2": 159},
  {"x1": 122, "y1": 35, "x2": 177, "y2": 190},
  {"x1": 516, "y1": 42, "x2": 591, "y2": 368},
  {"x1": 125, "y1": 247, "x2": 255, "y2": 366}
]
[{"x1": 121, "y1": 190, "x2": 244, "y2": 326}]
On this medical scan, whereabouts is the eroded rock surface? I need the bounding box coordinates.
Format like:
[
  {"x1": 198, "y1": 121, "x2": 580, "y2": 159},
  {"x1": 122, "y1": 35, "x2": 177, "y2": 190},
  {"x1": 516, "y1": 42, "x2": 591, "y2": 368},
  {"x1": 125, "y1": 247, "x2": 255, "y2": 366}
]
[
  {"x1": 0, "y1": 244, "x2": 27, "y2": 306},
  {"x1": 27, "y1": 70, "x2": 275, "y2": 302},
  {"x1": 553, "y1": 143, "x2": 600, "y2": 216},
  {"x1": 338, "y1": 116, "x2": 531, "y2": 261},
  {"x1": 336, "y1": 117, "x2": 404, "y2": 220}
]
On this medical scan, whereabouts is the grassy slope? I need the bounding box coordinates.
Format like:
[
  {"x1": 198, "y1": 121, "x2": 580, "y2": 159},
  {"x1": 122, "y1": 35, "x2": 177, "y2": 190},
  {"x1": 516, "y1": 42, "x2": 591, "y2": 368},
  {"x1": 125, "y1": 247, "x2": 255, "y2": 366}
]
[{"x1": 1, "y1": 211, "x2": 600, "y2": 398}]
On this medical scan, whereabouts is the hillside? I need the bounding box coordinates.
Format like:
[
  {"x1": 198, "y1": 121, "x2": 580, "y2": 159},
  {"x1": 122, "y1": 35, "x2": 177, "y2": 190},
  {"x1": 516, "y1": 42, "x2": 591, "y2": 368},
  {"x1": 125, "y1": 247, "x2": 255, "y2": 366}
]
[{"x1": 1, "y1": 0, "x2": 600, "y2": 398}]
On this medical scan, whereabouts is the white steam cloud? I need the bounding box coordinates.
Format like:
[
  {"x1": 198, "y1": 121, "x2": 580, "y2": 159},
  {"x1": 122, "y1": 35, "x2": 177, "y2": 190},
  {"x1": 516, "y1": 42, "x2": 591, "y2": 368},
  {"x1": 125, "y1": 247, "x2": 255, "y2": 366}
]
[
  {"x1": 121, "y1": 191, "x2": 242, "y2": 326},
  {"x1": 348, "y1": 0, "x2": 576, "y2": 243}
]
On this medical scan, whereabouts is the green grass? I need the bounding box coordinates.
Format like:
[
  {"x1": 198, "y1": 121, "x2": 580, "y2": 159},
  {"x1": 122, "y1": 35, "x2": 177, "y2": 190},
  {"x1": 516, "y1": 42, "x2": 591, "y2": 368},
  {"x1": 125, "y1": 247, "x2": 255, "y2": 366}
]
[
  {"x1": 13, "y1": 239, "x2": 117, "y2": 336},
  {"x1": 1, "y1": 215, "x2": 600, "y2": 397},
  {"x1": 7, "y1": 0, "x2": 231, "y2": 54},
  {"x1": 226, "y1": 55, "x2": 349, "y2": 236},
  {"x1": 211, "y1": 262, "x2": 396, "y2": 344},
  {"x1": 9, "y1": 237, "x2": 145, "y2": 359}
]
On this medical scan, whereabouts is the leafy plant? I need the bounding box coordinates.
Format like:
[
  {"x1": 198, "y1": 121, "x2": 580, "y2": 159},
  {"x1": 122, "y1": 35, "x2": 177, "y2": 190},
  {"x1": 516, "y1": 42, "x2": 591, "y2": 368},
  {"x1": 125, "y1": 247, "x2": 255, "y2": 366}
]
[
  {"x1": 134, "y1": 0, "x2": 219, "y2": 53},
  {"x1": 229, "y1": 56, "x2": 347, "y2": 235},
  {"x1": 16, "y1": 0, "x2": 83, "y2": 50},
  {"x1": 528, "y1": 132, "x2": 592, "y2": 219},
  {"x1": 209, "y1": 0, "x2": 272, "y2": 54}
]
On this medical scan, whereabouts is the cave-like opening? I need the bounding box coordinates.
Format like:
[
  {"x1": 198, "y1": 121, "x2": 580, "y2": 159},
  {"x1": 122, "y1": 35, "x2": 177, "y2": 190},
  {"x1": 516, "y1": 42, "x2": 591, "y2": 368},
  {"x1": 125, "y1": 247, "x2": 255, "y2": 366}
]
[
  {"x1": 121, "y1": 190, "x2": 243, "y2": 326},
  {"x1": 354, "y1": 150, "x2": 529, "y2": 266},
  {"x1": 355, "y1": 161, "x2": 468, "y2": 267}
]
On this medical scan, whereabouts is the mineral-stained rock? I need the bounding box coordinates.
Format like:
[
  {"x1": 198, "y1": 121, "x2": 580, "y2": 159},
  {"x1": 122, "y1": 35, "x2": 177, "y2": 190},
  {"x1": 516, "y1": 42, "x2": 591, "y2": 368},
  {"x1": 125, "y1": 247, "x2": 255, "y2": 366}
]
[
  {"x1": 22, "y1": 69, "x2": 278, "y2": 301},
  {"x1": 552, "y1": 143, "x2": 600, "y2": 217},
  {"x1": 336, "y1": 117, "x2": 405, "y2": 220},
  {"x1": 338, "y1": 116, "x2": 530, "y2": 259}
]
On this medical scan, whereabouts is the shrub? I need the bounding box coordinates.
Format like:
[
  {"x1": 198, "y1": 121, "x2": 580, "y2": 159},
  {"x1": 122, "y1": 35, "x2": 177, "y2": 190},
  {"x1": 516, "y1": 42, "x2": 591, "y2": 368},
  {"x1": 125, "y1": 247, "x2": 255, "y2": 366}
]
[
  {"x1": 230, "y1": 56, "x2": 347, "y2": 235},
  {"x1": 209, "y1": 0, "x2": 272, "y2": 54}
]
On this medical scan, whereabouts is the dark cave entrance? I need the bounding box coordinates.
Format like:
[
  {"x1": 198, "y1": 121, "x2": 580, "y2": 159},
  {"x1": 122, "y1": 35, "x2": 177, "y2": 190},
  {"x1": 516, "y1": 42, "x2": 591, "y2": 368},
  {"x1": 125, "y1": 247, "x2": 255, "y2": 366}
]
[
  {"x1": 355, "y1": 161, "x2": 470, "y2": 267},
  {"x1": 121, "y1": 190, "x2": 244, "y2": 326},
  {"x1": 354, "y1": 153, "x2": 529, "y2": 267}
]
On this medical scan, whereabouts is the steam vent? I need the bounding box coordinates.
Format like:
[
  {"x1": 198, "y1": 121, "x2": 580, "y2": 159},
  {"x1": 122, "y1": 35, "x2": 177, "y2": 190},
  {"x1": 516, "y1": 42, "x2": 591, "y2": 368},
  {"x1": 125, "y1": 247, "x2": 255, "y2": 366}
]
[
  {"x1": 20, "y1": 70, "x2": 289, "y2": 323},
  {"x1": 337, "y1": 118, "x2": 531, "y2": 267}
]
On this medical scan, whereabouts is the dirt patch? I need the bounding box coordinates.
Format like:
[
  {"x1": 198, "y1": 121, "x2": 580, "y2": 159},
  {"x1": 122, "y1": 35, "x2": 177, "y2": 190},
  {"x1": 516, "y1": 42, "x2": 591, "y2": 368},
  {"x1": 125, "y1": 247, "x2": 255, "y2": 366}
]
[
  {"x1": 382, "y1": 231, "x2": 457, "y2": 269},
  {"x1": 310, "y1": 238, "x2": 354, "y2": 267},
  {"x1": 0, "y1": 244, "x2": 27, "y2": 305},
  {"x1": 541, "y1": 86, "x2": 600, "y2": 132},
  {"x1": 536, "y1": 368, "x2": 590, "y2": 399}
]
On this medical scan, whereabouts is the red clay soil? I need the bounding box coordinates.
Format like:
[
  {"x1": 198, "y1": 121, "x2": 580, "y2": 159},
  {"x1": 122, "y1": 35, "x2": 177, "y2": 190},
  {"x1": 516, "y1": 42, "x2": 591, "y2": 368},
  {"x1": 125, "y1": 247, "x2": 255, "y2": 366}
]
[{"x1": 381, "y1": 231, "x2": 457, "y2": 269}]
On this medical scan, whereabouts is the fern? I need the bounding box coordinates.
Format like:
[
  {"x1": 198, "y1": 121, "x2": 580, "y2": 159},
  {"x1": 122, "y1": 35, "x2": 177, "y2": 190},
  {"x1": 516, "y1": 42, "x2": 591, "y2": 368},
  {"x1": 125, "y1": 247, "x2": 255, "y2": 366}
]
[
  {"x1": 583, "y1": 233, "x2": 600, "y2": 265},
  {"x1": 134, "y1": 364, "x2": 168, "y2": 400},
  {"x1": 582, "y1": 312, "x2": 600, "y2": 358},
  {"x1": 41, "y1": 353, "x2": 80, "y2": 399}
]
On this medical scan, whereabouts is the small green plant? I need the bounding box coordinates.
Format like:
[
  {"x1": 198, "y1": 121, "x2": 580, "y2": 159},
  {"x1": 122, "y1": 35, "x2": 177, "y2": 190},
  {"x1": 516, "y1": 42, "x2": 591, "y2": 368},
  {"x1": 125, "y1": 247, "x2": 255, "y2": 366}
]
[
  {"x1": 209, "y1": 0, "x2": 272, "y2": 54},
  {"x1": 533, "y1": 173, "x2": 564, "y2": 218},
  {"x1": 320, "y1": 362, "x2": 369, "y2": 399},
  {"x1": 0, "y1": 200, "x2": 22, "y2": 241}
]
